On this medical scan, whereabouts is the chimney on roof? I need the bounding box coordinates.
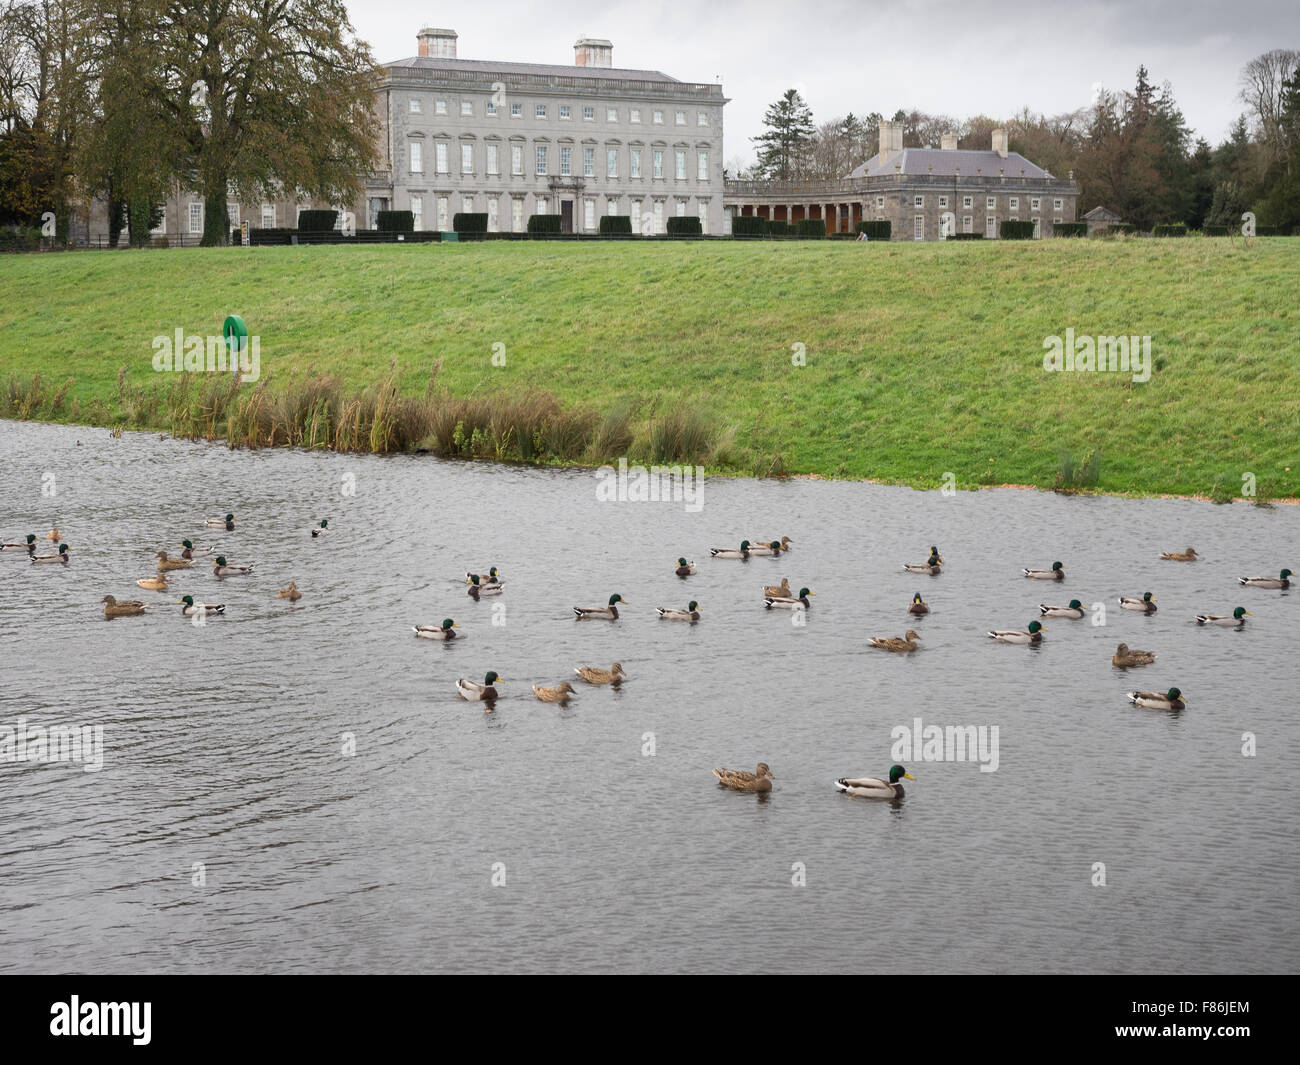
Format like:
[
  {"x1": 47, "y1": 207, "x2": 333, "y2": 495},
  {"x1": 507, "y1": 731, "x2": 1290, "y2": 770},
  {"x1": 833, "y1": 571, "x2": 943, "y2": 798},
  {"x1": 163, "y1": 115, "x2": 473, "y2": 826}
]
[
  {"x1": 575, "y1": 37, "x2": 612, "y2": 67},
  {"x1": 417, "y1": 27, "x2": 457, "y2": 58},
  {"x1": 991, "y1": 127, "x2": 1008, "y2": 158},
  {"x1": 878, "y1": 120, "x2": 903, "y2": 166},
  {"x1": 940, "y1": 132, "x2": 958, "y2": 151}
]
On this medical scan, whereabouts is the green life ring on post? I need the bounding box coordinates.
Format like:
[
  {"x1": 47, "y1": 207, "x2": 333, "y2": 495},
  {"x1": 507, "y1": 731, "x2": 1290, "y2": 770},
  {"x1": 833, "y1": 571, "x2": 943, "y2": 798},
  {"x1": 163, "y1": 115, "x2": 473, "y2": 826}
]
[{"x1": 223, "y1": 315, "x2": 248, "y2": 368}]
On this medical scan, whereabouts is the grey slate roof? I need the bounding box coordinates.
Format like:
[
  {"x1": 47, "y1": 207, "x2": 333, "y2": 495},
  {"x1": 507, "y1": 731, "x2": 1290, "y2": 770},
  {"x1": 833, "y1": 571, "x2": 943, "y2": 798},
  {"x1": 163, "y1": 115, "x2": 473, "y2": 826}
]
[
  {"x1": 387, "y1": 56, "x2": 681, "y2": 83},
  {"x1": 1084, "y1": 205, "x2": 1121, "y2": 218},
  {"x1": 847, "y1": 148, "x2": 1048, "y2": 179}
]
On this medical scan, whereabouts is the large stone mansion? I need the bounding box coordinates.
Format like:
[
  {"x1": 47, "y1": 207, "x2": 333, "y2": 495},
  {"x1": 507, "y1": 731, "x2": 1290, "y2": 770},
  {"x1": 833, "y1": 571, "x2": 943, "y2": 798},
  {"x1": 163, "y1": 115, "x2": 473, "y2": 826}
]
[{"x1": 81, "y1": 31, "x2": 1078, "y2": 242}]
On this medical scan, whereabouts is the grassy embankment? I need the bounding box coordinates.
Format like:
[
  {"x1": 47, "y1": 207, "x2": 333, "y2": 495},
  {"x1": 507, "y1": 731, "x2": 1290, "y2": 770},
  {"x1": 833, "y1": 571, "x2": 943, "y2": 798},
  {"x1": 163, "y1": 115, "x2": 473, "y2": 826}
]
[{"x1": 1, "y1": 238, "x2": 1297, "y2": 498}]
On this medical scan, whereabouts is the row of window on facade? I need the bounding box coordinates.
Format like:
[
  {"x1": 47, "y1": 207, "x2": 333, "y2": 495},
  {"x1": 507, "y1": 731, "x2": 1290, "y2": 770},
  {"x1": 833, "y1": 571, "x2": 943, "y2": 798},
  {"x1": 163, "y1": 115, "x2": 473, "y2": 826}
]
[
  {"x1": 176, "y1": 202, "x2": 340, "y2": 234},
  {"x1": 910, "y1": 215, "x2": 1062, "y2": 239},
  {"x1": 409, "y1": 98, "x2": 710, "y2": 127},
  {"x1": 408, "y1": 194, "x2": 710, "y2": 234},
  {"x1": 408, "y1": 141, "x2": 709, "y2": 181},
  {"x1": 884, "y1": 194, "x2": 1066, "y2": 212}
]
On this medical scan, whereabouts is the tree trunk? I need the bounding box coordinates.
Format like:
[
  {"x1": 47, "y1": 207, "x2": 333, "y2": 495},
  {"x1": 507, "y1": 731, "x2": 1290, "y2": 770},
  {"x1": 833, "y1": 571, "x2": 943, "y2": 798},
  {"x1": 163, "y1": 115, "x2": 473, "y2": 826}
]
[{"x1": 202, "y1": 181, "x2": 228, "y2": 246}]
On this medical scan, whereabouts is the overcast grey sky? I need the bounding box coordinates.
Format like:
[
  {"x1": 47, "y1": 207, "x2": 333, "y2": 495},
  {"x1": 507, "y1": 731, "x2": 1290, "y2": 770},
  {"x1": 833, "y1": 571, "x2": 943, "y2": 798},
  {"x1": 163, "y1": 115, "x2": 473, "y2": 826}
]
[{"x1": 354, "y1": 1, "x2": 1299, "y2": 160}]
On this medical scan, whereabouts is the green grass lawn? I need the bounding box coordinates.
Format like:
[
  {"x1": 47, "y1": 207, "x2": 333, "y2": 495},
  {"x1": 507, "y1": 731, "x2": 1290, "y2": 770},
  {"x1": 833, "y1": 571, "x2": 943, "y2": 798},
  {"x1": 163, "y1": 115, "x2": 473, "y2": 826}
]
[{"x1": 2, "y1": 237, "x2": 1297, "y2": 498}]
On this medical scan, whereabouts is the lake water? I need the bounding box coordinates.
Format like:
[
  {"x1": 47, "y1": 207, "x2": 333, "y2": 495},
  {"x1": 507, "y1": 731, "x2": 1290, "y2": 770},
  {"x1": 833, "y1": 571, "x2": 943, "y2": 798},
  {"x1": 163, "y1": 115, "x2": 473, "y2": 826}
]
[{"x1": 1, "y1": 418, "x2": 1296, "y2": 974}]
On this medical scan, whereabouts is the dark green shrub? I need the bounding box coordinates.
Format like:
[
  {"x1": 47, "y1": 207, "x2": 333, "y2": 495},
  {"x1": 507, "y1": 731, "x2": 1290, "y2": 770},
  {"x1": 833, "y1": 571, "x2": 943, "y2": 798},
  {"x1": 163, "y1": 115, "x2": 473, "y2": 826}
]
[
  {"x1": 1203, "y1": 224, "x2": 1230, "y2": 236},
  {"x1": 1000, "y1": 219, "x2": 1035, "y2": 240},
  {"x1": 1152, "y1": 223, "x2": 1187, "y2": 237},
  {"x1": 599, "y1": 215, "x2": 633, "y2": 236},
  {"x1": 297, "y1": 210, "x2": 339, "y2": 233},
  {"x1": 855, "y1": 219, "x2": 891, "y2": 240},
  {"x1": 453, "y1": 213, "x2": 488, "y2": 236},
  {"x1": 795, "y1": 218, "x2": 826, "y2": 238},
  {"x1": 946, "y1": 232, "x2": 984, "y2": 241},
  {"x1": 376, "y1": 210, "x2": 414, "y2": 233},
  {"x1": 249, "y1": 228, "x2": 297, "y2": 246},
  {"x1": 731, "y1": 216, "x2": 768, "y2": 237},
  {"x1": 1053, "y1": 222, "x2": 1087, "y2": 237},
  {"x1": 666, "y1": 216, "x2": 702, "y2": 236},
  {"x1": 767, "y1": 220, "x2": 795, "y2": 237},
  {"x1": 527, "y1": 214, "x2": 562, "y2": 236},
  {"x1": 1094, "y1": 223, "x2": 1136, "y2": 236}
]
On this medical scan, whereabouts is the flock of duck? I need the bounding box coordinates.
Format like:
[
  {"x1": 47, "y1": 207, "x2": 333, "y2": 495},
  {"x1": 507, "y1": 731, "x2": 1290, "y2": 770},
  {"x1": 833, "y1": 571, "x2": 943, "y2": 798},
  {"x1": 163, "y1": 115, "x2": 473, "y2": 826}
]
[{"x1": 3, "y1": 518, "x2": 1292, "y2": 803}]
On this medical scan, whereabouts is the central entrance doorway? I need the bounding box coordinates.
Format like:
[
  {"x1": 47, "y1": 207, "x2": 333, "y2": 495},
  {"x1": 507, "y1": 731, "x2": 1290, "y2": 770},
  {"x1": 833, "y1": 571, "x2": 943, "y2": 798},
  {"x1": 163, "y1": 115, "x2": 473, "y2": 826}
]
[{"x1": 560, "y1": 200, "x2": 574, "y2": 233}]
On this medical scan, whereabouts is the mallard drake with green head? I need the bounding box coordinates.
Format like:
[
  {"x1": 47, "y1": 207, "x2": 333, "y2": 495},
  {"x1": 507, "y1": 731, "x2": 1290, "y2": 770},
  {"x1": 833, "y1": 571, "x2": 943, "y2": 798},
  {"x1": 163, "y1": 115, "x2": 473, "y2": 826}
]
[
  {"x1": 1195, "y1": 607, "x2": 1249, "y2": 627},
  {"x1": 748, "y1": 537, "x2": 792, "y2": 556},
  {"x1": 414, "y1": 618, "x2": 459, "y2": 640},
  {"x1": 869, "y1": 629, "x2": 922, "y2": 652},
  {"x1": 467, "y1": 574, "x2": 503, "y2": 599},
  {"x1": 533, "y1": 682, "x2": 576, "y2": 703},
  {"x1": 154, "y1": 550, "x2": 191, "y2": 572},
  {"x1": 179, "y1": 540, "x2": 214, "y2": 559},
  {"x1": 310, "y1": 519, "x2": 329, "y2": 538},
  {"x1": 1, "y1": 534, "x2": 37, "y2": 553},
  {"x1": 904, "y1": 553, "x2": 942, "y2": 575},
  {"x1": 713, "y1": 763, "x2": 773, "y2": 792},
  {"x1": 1238, "y1": 569, "x2": 1292, "y2": 589},
  {"x1": 657, "y1": 601, "x2": 700, "y2": 621},
  {"x1": 1023, "y1": 561, "x2": 1065, "y2": 580},
  {"x1": 988, "y1": 621, "x2": 1045, "y2": 644},
  {"x1": 1112, "y1": 643, "x2": 1156, "y2": 667},
  {"x1": 574, "y1": 594, "x2": 627, "y2": 620},
  {"x1": 907, "y1": 592, "x2": 929, "y2": 615},
  {"x1": 927, "y1": 545, "x2": 944, "y2": 564},
  {"x1": 212, "y1": 556, "x2": 254, "y2": 576},
  {"x1": 1040, "y1": 599, "x2": 1085, "y2": 618},
  {"x1": 457, "y1": 671, "x2": 501, "y2": 701},
  {"x1": 30, "y1": 543, "x2": 69, "y2": 564},
  {"x1": 710, "y1": 540, "x2": 751, "y2": 559},
  {"x1": 136, "y1": 574, "x2": 169, "y2": 591},
  {"x1": 464, "y1": 567, "x2": 501, "y2": 584},
  {"x1": 179, "y1": 595, "x2": 224, "y2": 617},
  {"x1": 102, "y1": 595, "x2": 147, "y2": 617},
  {"x1": 205, "y1": 513, "x2": 236, "y2": 530},
  {"x1": 1160, "y1": 547, "x2": 1198, "y2": 561},
  {"x1": 764, "y1": 587, "x2": 814, "y2": 610},
  {"x1": 835, "y1": 765, "x2": 914, "y2": 799},
  {"x1": 1127, "y1": 687, "x2": 1185, "y2": 710},
  {"x1": 575, "y1": 662, "x2": 626, "y2": 685},
  {"x1": 675, "y1": 558, "x2": 696, "y2": 577},
  {"x1": 1120, "y1": 592, "x2": 1157, "y2": 613}
]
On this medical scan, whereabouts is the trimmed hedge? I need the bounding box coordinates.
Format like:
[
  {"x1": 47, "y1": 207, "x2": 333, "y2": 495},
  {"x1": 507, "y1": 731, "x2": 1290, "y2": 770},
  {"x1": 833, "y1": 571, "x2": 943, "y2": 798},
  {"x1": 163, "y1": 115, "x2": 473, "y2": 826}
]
[
  {"x1": 856, "y1": 220, "x2": 891, "y2": 240},
  {"x1": 249, "y1": 228, "x2": 297, "y2": 245},
  {"x1": 666, "y1": 216, "x2": 702, "y2": 236},
  {"x1": 1094, "y1": 223, "x2": 1136, "y2": 236},
  {"x1": 947, "y1": 232, "x2": 984, "y2": 241},
  {"x1": 732, "y1": 216, "x2": 768, "y2": 237},
  {"x1": 1000, "y1": 219, "x2": 1036, "y2": 240},
  {"x1": 527, "y1": 214, "x2": 562, "y2": 236},
  {"x1": 795, "y1": 218, "x2": 826, "y2": 238},
  {"x1": 297, "y1": 210, "x2": 338, "y2": 233},
  {"x1": 1053, "y1": 222, "x2": 1087, "y2": 237},
  {"x1": 453, "y1": 213, "x2": 488, "y2": 236},
  {"x1": 1203, "y1": 224, "x2": 1231, "y2": 236},
  {"x1": 767, "y1": 220, "x2": 795, "y2": 237},
  {"x1": 377, "y1": 210, "x2": 414, "y2": 233},
  {"x1": 599, "y1": 215, "x2": 633, "y2": 236},
  {"x1": 1152, "y1": 223, "x2": 1187, "y2": 237}
]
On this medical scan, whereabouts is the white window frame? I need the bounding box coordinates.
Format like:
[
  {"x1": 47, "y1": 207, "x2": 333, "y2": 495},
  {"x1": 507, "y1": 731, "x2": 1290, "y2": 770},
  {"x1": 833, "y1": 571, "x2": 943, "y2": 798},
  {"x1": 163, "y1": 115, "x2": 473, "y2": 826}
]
[
  {"x1": 876, "y1": 196, "x2": 884, "y2": 208},
  {"x1": 652, "y1": 200, "x2": 663, "y2": 232},
  {"x1": 1033, "y1": 217, "x2": 1041, "y2": 239},
  {"x1": 697, "y1": 112, "x2": 708, "y2": 127},
  {"x1": 1054, "y1": 198, "x2": 1063, "y2": 210},
  {"x1": 652, "y1": 109, "x2": 664, "y2": 124},
  {"x1": 461, "y1": 101, "x2": 472, "y2": 117},
  {"x1": 536, "y1": 145, "x2": 548, "y2": 175},
  {"x1": 986, "y1": 197, "x2": 996, "y2": 210},
  {"x1": 676, "y1": 198, "x2": 687, "y2": 217},
  {"x1": 511, "y1": 103, "x2": 522, "y2": 118},
  {"x1": 437, "y1": 196, "x2": 448, "y2": 230},
  {"x1": 188, "y1": 202, "x2": 204, "y2": 234},
  {"x1": 409, "y1": 98, "x2": 421, "y2": 114},
  {"x1": 675, "y1": 110, "x2": 686, "y2": 125},
  {"x1": 409, "y1": 141, "x2": 423, "y2": 174},
  {"x1": 261, "y1": 203, "x2": 274, "y2": 229},
  {"x1": 435, "y1": 142, "x2": 448, "y2": 174},
  {"x1": 914, "y1": 195, "x2": 924, "y2": 207},
  {"x1": 607, "y1": 148, "x2": 618, "y2": 178},
  {"x1": 511, "y1": 198, "x2": 524, "y2": 232},
  {"x1": 583, "y1": 147, "x2": 595, "y2": 178},
  {"x1": 938, "y1": 196, "x2": 947, "y2": 208},
  {"x1": 675, "y1": 150, "x2": 686, "y2": 180},
  {"x1": 963, "y1": 196, "x2": 973, "y2": 209},
  {"x1": 962, "y1": 215, "x2": 972, "y2": 233},
  {"x1": 630, "y1": 108, "x2": 641, "y2": 123},
  {"x1": 511, "y1": 145, "x2": 523, "y2": 176},
  {"x1": 435, "y1": 99, "x2": 447, "y2": 115},
  {"x1": 697, "y1": 151, "x2": 708, "y2": 181},
  {"x1": 1031, "y1": 197, "x2": 1041, "y2": 210},
  {"x1": 583, "y1": 106, "x2": 594, "y2": 121},
  {"x1": 913, "y1": 214, "x2": 924, "y2": 241},
  {"x1": 698, "y1": 202, "x2": 708, "y2": 233},
  {"x1": 986, "y1": 215, "x2": 997, "y2": 238},
  {"x1": 631, "y1": 199, "x2": 642, "y2": 231},
  {"x1": 560, "y1": 146, "x2": 572, "y2": 176},
  {"x1": 1009, "y1": 196, "x2": 1019, "y2": 212},
  {"x1": 653, "y1": 149, "x2": 664, "y2": 179},
  {"x1": 606, "y1": 107, "x2": 618, "y2": 122},
  {"x1": 559, "y1": 104, "x2": 571, "y2": 120},
  {"x1": 462, "y1": 195, "x2": 474, "y2": 215},
  {"x1": 410, "y1": 195, "x2": 422, "y2": 230},
  {"x1": 488, "y1": 198, "x2": 498, "y2": 232},
  {"x1": 537, "y1": 196, "x2": 549, "y2": 215},
  {"x1": 487, "y1": 144, "x2": 499, "y2": 176},
  {"x1": 461, "y1": 143, "x2": 473, "y2": 175},
  {"x1": 584, "y1": 197, "x2": 595, "y2": 231},
  {"x1": 535, "y1": 104, "x2": 547, "y2": 118},
  {"x1": 486, "y1": 101, "x2": 497, "y2": 117},
  {"x1": 631, "y1": 148, "x2": 642, "y2": 179}
]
